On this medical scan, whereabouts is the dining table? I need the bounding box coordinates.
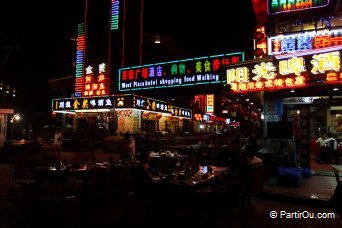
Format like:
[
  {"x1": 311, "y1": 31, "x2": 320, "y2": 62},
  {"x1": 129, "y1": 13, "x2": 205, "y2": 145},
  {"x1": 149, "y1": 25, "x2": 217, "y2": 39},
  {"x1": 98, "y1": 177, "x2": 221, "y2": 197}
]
[
  {"x1": 145, "y1": 165, "x2": 229, "y2": 197},
  {"x1": 140, "y1": 165, "x2": 232, "y2": 218},
  {"x1": 33, "y1": 161, "x2": 115, "y2": 203}
]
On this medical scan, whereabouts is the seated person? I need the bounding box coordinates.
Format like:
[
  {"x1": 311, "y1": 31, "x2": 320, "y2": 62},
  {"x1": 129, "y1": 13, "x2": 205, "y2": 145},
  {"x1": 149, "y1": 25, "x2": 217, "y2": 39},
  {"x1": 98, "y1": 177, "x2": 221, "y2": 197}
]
[
  {"x1": 245, "y1": 143, "x2": 263, "y2": 167},
  {"x1": 130, "y1": 151, "x2": 155, "y2": 197},
  {"x1": 131, "y1": 151, "x2": 153, "y2": 185}
]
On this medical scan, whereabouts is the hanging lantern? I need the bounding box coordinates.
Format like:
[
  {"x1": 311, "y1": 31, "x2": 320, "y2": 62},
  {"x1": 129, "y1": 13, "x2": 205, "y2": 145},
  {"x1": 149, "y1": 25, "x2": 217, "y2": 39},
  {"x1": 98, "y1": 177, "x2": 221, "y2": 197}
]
[
  {"x1": 156, "y1": 113, "x2": 162, "y2": 120},
  {"x1": 168, "y1": 114, "x2": 173, "y2": 120}
]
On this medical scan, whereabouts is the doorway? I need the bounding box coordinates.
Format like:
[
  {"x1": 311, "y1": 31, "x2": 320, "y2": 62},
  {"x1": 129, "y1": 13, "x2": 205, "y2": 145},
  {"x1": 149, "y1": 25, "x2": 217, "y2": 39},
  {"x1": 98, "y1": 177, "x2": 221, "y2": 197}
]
[{"x1": 142, "y1": 119, "x2": 158, "y2": 134}]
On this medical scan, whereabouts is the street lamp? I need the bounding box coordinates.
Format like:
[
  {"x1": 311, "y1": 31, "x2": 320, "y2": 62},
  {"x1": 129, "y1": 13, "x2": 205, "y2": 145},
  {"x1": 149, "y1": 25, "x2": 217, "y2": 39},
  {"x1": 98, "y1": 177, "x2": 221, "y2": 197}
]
[
  {"x1": 10, "y1": 114, "x2": 20, "y2": 123},
  {"x1": 10, "y1": 114, "x2": 21, "y2": 140}
]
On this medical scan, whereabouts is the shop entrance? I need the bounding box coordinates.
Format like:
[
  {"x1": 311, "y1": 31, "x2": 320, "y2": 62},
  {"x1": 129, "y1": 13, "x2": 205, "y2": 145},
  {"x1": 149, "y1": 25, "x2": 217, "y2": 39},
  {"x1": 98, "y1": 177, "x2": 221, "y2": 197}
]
[
  {"x1": 142, "y1": 119, "x2": 158, "y2": 134},
  {"x1": 284, "y1": 102, "x2": 342, "y2": 169}
]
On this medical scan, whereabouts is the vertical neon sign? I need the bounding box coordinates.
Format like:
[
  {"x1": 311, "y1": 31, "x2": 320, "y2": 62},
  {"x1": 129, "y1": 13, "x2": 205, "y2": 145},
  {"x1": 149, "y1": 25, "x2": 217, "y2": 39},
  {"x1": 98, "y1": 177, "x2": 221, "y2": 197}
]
[
  {"x1": 111, "y1": 0, "x2": 120, "y2": 31},
  {"x1": 83, "y1": 63, "x2": 109, "y2": 96},
  {"x1": 75, "y1": 23, "x2": 85, "y2": 97},
  {"x1": 206, "y1": 94, "x2": 214, "y2": 114}
]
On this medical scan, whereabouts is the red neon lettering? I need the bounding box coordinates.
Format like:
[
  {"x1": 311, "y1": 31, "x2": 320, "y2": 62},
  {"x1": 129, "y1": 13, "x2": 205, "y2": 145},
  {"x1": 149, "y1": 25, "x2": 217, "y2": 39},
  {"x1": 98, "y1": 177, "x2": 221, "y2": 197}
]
[
  {"x1": 314, "y1": 36, "x2": 331, "y2": 48},
  {"x1": 212, "y1": 59, "x2": 220, "y2": 71},
  {"x1": 121, "y1": 71, "x2": 128, "y2": 80},
  {"x1": 326, "y1": 73, "x2": 338, "y2": 81},
  {"x1": 142, "y1": 68, "x2": 149, "y2": 79},
  {"x1": 128, "y1": 70, "x2": 135, "y2": 80}
]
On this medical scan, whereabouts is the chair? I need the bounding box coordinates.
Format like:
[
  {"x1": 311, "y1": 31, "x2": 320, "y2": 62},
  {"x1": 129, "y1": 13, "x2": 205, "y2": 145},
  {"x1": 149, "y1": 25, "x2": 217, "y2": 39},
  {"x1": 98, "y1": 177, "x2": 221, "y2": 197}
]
[
  {"x1": 8, "y1": 153, "x2": 37, "y2": 213},
  {"x1": 41, "y1": 144, "x2": 59, "y2": 165},
  {"x1": 9, "y1": 154, "x2": 36, "y2": 188},
  {"x1": 109, "y1": 164, "x2": 132, "y2": 199},
  {"x1": 192, "y1": 183, "x2": 237, "y2": 221}
]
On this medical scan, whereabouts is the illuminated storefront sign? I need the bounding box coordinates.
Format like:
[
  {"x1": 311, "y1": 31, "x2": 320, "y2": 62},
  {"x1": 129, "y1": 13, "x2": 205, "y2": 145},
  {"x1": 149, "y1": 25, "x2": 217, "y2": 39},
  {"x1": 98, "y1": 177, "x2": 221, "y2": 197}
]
[
  {"x1": 118, "y1": 52, "x2": 244, "y2": 91},
  {"x1": 133, "y1": 95, "x2": 171, "y2": 114},
  {"x1": 111, "y1": 0, "x2": 120, "y2": 31},
  {"x1": 268, "y1": 28, "x2": 342, "y2": 55},
  {"x1": 268, "y1": 0, "x2": 329, "y2": 15},
  {"x1": 114, "y1": 95, "x2": 192, "y2": 118},
  {"x1": 254, "y1": 26, "x2": 267, "y2": 58},
  {"x1": 84, "y1": 63, "x2": 109, "y2": 96},
  {"x1": 52, "y1": 96, "x2": 115, "y2": 112},
  {"x1": 75, "y1": 23, "x2": 85, "y2": 97},
  {"x1": 194, "y1": 113, "x2": 227, "y2": 123},
  {"x1": 226, "y1": 51, "x2": 342, "y2": 93},
  {"x1": 310, "y1": 52, "x2": 340, "y2": 74},
  {"x1": 206, "y1": 94, "x2": 214, "y2": 113},
  {"x1": 171, "y1": 107, "x2": 192, "y2": 118},
  {"x1": 53, "y1": 94, "x2": 192, "y2": 118}
]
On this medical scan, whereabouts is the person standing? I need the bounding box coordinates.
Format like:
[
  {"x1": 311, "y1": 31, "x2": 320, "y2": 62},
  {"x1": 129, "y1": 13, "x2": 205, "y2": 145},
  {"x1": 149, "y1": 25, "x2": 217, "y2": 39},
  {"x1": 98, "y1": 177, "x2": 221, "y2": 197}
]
[
  {"x1": 325, "y1": 132, "x2": 338, "y2": 163},
  {"x1": 21, "y1": 127, "x2": 27, "y2": 140},
  {"x1": 27, "y1": 124, "x2": 36, "y2": 141},
  {"x1": 120, "y1": 132, "x2": 136, "y2": 161},
  {"x1": 53, "y1": 128, "x2": 63, "y2": 160},
  {"x1": 316, "y1": 132, "x2": 328, "y2": 163}
]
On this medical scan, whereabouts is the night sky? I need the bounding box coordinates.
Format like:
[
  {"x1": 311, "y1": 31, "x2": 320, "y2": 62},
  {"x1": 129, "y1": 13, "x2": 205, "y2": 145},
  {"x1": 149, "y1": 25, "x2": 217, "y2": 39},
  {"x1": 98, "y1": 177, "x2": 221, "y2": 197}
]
[
  {"x1": 143, "y1": 0, "x2": 256, "y2": 59},
  {"x1": 0, "y1": 0, "x2": 257, "y2": 125}
]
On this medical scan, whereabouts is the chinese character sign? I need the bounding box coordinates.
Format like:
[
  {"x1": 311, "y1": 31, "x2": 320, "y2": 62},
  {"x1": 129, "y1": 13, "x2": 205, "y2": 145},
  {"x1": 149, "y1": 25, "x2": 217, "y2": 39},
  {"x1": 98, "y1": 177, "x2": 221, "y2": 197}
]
[
  {"x1": 226, "y1": 50, "x2": 342, "y2": 93},
  {"x1": 268, "y1": 0, "x2": 329, "y2": 15},
  {"x1": 52, "y1": 96, "x2": 115, "y2": 111},
  {"x1": 83, "y1": 63, "x2": 109, "y2": 97},
  {"x1": 118, "y1": 53, "x2": 243, "y2": 91},
  {"x1": 268, "y1": 28, "x2": 342, "y2": 55}
]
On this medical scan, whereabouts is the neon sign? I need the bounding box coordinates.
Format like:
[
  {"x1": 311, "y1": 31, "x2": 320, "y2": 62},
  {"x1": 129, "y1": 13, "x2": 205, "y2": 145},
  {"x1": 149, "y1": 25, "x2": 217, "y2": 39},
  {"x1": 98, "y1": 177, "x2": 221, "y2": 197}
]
[
  {"x1": 133, "y1": 95, "x2": 171, "y2": 114},
  {"x1": 111, "y1": 0, "x2": 120, "y2": 31},
  {"x1": 75, "y1": 23, "x2": 85, "y2": 97},
  {"x1": 118, "y1": 52, "x2": 244, "y2": 91},
  {"x1": 115, "y1": 95, "x2": 192, "y2": 118},
  {"x1": 226, "y1": 51, "x2": 342, "y2": 93},
  {"x1": 194, "y1": 113, "x2": 227, "y2": 123},
  {"x1": 84, "y1": 63, "x2": 109, "y2": 97},
  {"x1": 310, "y1": 52, "x2": 340, "y2": 74},
  {"x1": 268, "y1": 0, "x2": 329, "y2": 15},
  {"x1": 172, "y1": 107, "x2": 192, "y2": 118},
  {"x1": 268, "y1": 28, "x2": 342, "y2": 55},
  {"x1": 206, "y1": 94, "x2": 214, "y2": 113},
  {"x1": 254, "y1": 26, "x2": 267, "y2": 58},
  {"x1": 52, "y1": 96, "x2": 115, "y2": 112},
  {"x1": 53, "y1": 95, "x2": 192, "y2": 118}
]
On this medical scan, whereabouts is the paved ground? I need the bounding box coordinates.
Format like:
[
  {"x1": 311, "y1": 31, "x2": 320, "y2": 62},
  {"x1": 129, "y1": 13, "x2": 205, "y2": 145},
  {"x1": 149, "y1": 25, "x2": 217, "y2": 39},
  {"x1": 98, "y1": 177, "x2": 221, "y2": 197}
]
[
  {"x1": 1, "y1": 149, "x2": 341, "y2": 227},
  {"x1": 1, "y1": 162, "x2": 341, "y2": 228},
  {"x1": 1, "y1": 192, "x2": 341, "y2": 227}
]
